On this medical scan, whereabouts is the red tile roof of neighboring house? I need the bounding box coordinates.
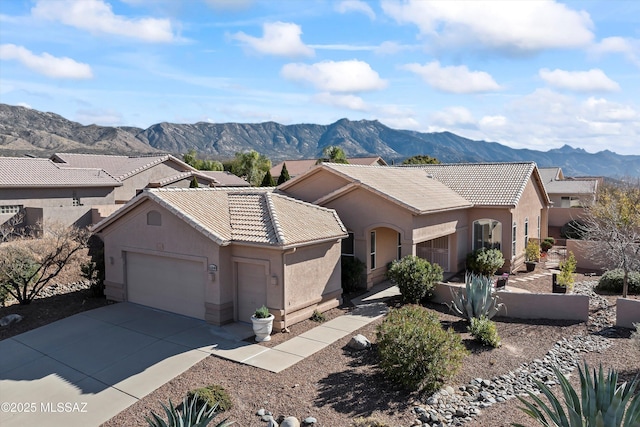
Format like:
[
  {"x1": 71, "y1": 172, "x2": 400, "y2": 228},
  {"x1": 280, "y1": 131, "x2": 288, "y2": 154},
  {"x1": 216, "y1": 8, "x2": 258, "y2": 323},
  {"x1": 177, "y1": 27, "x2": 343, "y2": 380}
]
[{"x1": 270, "y1": 156, "x2": 387, "y2": 178}]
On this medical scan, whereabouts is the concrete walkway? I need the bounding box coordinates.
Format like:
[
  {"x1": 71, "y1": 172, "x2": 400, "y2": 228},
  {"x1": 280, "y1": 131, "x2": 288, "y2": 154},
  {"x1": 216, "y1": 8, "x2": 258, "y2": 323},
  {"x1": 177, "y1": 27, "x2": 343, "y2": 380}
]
[
  {"x1": 0, "y1": 282, "x2": 399, "y2": 427},
  {"x1": 214, "y1": 282, "x2": 399, "y2": 373}
]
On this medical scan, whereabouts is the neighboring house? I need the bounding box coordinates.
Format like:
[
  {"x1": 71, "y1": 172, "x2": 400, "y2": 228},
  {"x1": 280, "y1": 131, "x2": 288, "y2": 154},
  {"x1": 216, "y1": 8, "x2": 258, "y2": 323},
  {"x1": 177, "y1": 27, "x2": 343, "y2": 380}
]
[
  {"x1": 147, "y1": 170, "x2": 250, "y2": 189},
  {"x1": 92, "y1": 187, "x2": 347, "y2": 328},
  {"x1": 538, "y1": 167, "x2": 601, "y2": 237},
  {"x1": 279, "y1": 162, "x2": 550, "y2": 287},
  {"x1": 0, "y1": 157, "x2": 122, "y2": 229},
  {"x1": 51, "y1": 153, "x2": 198, "y2": 204},
  {"x1": 270, "y1": 156, "x2": 387, "y2": 181}
]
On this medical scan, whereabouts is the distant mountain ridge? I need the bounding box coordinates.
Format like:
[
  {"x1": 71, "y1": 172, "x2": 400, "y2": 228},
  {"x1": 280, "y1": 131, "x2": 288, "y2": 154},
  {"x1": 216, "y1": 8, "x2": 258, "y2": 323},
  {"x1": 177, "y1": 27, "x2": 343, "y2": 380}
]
[{"x1": 1, "y1": 103, "x2": 638, "y2": 178}]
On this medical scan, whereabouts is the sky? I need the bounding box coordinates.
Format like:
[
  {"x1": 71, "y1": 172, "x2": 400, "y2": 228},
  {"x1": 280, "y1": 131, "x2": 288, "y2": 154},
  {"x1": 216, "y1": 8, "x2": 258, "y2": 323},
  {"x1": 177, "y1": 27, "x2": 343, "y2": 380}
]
[{"x1": 0, "y1": 0, "x2": 639, "y2": 156}]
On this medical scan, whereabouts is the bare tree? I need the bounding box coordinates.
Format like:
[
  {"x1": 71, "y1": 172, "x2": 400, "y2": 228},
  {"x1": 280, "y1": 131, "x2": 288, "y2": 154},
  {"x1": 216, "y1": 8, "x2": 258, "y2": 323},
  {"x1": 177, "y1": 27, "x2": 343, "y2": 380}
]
[
  {"x1": 0, "y1": 222, "x2": 90, "y2": 305},
  {"x1": 581, "y1": 180, "x2": 640, "y2": 298},
  {"x1": 0, "y1": 210, "x2": 26, "y2": 243}
]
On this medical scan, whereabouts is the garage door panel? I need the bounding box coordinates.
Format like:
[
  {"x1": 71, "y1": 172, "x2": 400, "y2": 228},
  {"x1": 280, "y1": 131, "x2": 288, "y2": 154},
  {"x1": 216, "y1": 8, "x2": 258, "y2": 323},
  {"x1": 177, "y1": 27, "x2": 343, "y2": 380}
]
[{"x1": 127, "y1": 252, "x2": 205, "y2": 320}]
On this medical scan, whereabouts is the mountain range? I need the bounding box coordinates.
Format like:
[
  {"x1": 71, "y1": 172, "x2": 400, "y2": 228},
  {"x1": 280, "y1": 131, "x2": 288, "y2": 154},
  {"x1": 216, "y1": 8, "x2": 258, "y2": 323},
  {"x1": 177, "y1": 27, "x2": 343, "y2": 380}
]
[{"x1": 1, "y1": 103, "x2": 638, "y2": 178}]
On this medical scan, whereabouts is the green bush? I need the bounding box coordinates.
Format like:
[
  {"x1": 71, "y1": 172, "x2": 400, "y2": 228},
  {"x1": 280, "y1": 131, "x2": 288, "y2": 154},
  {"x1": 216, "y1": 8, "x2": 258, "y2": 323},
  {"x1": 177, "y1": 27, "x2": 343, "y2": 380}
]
[
  {"x1": 376, "y1": 305, "x2": 468, "y2": 393},
  {"x1": 310, "y1": 310, "x2": 326, "y2": 323},
  {"x1": 540, "y1": 237, "x2": 555, "y2": 252},
  {"x1": 525, "y1": 240, "x2": 540, "y2": 262},
  {"x1": 560, "y1": 220, "x2": 587, "y2": 240},
  {"x1": 386, "y1": 255, "x2": 443, "y2": 303},
  {"x1": 341, "y1": 257, "x2": 365, "y2": 292},
  {"x1": 596, "y1": 269, "x2": 640, "y2": 294},
  {"x1": 253, "y1": 305, "x2": 270, "y2": 319},
  {"x1": 466, "y1": 248, "x2": 505, "y2": 276},
  {"x1": 187, "y1": 385, "x2": 232, "y2": 412},
  {"x1": 468, "y1": 317, "x2": 500, "y2": 347},
  {"x1": 557, "y1": 251, "x2": 577, "y2": 290}
]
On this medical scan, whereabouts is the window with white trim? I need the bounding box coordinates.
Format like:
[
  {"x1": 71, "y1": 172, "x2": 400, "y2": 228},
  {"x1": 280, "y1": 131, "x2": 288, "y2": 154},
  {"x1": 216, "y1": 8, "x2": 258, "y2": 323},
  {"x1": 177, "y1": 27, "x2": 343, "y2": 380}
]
[
  {"x1": 537, "y1": 216, "x2": 541, "y2": 239},
  {"x1": 0, "y1": 205, "x2": 22, "y2": 214},
  {"x1": 370, "y1": 231, "x2": 376, "y2": 270},
  {"x1": 472, "y1": 219, "x2": 502, "y2": 250},
  {"x1": 524, "y1": 217, "x2": 529, "y2": 246}
]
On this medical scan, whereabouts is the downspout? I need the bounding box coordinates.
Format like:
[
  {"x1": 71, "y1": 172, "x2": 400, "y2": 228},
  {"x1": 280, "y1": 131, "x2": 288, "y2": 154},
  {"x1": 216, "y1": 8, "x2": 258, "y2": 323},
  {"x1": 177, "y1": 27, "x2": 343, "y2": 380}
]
[{"x1": 281, "y1": 247, "x2": 296, "y2": 332}]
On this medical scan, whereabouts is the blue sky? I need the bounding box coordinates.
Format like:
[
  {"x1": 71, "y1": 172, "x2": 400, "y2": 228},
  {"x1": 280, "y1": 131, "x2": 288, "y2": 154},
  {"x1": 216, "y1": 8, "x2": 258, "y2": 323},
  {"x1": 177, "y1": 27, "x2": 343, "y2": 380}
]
[{"x1": 1, "y1": 0, "x2": 639, "y2": 155}]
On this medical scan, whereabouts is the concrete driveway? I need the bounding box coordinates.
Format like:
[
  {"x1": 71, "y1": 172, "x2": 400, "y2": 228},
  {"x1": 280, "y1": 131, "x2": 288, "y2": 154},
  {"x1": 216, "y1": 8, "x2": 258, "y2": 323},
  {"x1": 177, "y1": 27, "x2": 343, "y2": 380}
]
[{"x1": 0, "y1": 302, "x2": 252, "y2": 427}]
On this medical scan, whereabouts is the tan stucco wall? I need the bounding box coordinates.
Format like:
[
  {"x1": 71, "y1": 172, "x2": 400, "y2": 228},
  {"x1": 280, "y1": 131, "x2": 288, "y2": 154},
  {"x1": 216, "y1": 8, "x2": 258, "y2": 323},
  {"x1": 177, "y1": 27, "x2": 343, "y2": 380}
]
[
  {"x1": 115, "y1": 162, "x2": 190, "y2": 202},
  {"x1": 616, "y1": 298, "x2": 640, "y2": 329},
  {"x1": 548, "y1": 207, "x2": 585, "y2": 228},
  {"x1": 0, "y1": 187, "x2": 116, "y2": 207},
  {"x1": 566, "y1": 239, "x2": 608, "y2": 271},
  {"x1": 282, "y1": 170, "x2": 351, "y2": 203}
]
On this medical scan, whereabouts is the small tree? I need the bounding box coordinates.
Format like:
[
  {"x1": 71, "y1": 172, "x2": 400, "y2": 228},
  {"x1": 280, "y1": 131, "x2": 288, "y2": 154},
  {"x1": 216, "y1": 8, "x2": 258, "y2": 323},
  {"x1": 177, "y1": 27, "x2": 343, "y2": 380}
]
[
  {"x1": 190, "y1": 177, "x2": 199, "y2": 188},
  {"x1": 277, "y1": 163, "x2": 291, "y2": 185},
  {"x1": 260, "y1": 170, "x2": 275, "y2": 187},
  {"x1": 581, "y1": 181, "x2": 640, "y2": 298},
  {"x1": 0, "y1": 210, "x2": 26, "y2": 243},
  {"x1": 230, "y1": 150, "x2": 271, "y2": 186},
  {"x1": 0, "y1": 223, "x2": 90, "y2": 305},
  {"x1": 402, "y1": 154, "x2": 441, "y2": 165},
  {"x1": 183, "y1": 149, "x2": 223, "y2": 171},
  {"x1": 557, "y1": 251, "x2": 577, "y2": 290},
  {"x1": 386, "y1": 255, "x2": 443, "y2": 303},
  {"x1": 466, "y1": 248, "x2": 505, "y2": 276},
  {"x1": 318, "y1": 146, "x2": 348, "y2": 164}
]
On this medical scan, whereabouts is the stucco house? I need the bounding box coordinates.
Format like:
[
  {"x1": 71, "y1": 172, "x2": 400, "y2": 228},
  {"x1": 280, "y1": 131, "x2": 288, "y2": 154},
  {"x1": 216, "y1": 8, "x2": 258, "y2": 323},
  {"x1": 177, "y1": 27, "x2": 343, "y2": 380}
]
[
  {"x1": 279, "y1": 162, "x2": 551, "y2": 287},
  {"x1": 270, "y1": 156, "x2": 388, "y2": 181},
  {"x1": 538, "y1": 167, "x2": 601, "y2": 238},
  {"x1": 92, "y1": 187, "x2": 347, "y2": 328},
  {"x1": 0, "y1": 157, "x2": 122, "y2": 230},
  {"x1": 146, "y1": 170, "x2": 250, "y2": 189}
]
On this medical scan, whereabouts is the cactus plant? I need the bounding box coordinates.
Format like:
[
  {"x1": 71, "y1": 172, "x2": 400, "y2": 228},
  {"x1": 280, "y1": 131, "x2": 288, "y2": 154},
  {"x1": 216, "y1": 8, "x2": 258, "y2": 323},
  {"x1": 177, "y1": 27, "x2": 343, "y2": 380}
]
[
  {"x1": 448, "y1": 273, "x2": 505, "y2": 320},
  {"x1": 145, "y1": 392, "x2": 234, "y2": 427}
]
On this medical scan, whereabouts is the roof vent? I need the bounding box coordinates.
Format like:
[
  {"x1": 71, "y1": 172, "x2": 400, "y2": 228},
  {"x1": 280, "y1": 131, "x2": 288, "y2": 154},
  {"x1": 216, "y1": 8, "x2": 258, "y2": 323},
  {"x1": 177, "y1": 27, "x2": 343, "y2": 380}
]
[{"x1": 426, "y1": 174, "x2": 433, "y2": 179}]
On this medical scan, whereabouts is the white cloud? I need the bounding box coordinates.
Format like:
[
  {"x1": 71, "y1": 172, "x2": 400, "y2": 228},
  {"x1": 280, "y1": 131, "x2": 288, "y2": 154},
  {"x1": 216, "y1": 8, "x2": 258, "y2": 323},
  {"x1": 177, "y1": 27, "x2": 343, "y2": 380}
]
[
  {"x1": 381, "y1": 0, "x2": 593, "y2": 54},
  {"x1": 479, "y1": 115, "x2": 507, "y2": 128},
  {"x1": 581, "y1": 97, "x2": 638, "y2": 122},
  {"x1": 374, "y1": 41, "x2": 417, "y2": 55},
  {"x1": 281, "y1": 60, "x2": 387, "y2": 93},
  {"x1": 76, "y1": 108, "x2": 123, "y2": 126},
  {"x1": 402, "y1": 61, "x2": 501, "y2": 93},
  {"x1": 430, "y1": 106, "x2": 477, "y2": 128},
  {"x1": 314, "y1": 92, "x2": 369, "y2": 111},
  {"x1": 590, "y1": 37, "x2": 640, "y2": 67},
  {"x1": 539, "y1": 68, "x2": 620, "y2": 92},
  {"x1": 231, "y1": 22, "x2": 314, "y2": 57},
  {"x1": 31, "y1": 0, "x2": 177, "y2": 43},
  {"x1": 17, "y1": 102, "x2": 32, "y2": 109},
  {"x1": 335, "y1": 1, "x2": 376, "y2": 20},
  {"x1": 0, "y1": 44, "x2": 93, "y2": 79}
]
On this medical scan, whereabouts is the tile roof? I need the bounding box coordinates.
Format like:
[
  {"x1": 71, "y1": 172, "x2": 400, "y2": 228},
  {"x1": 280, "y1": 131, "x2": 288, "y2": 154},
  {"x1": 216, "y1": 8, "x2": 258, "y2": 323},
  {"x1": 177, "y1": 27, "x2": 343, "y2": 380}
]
[
  {"x1": 94, "y1": 187, "x2": 347, "y2": 248},
  {"x1": 270, "y1": 157, "x2": 387, "y2": 177},
  {"x1": 198, "y1": 171, "x2": 250, "y2": 186},
  {"x1": 0, "y1": 157, "x2": 121, "y2": 188},
  {"x1": 538, "y1": 167, "x2": 598, "y2": 195},
  {"x1": 538, "y1": 167, "x2": 563, "y2": 184},
  {"x1": 51, "y1": 153, "x2": 194, "y2": 181},
  {"x1": 316, "y1": 163, "x2": 473, "y2": 213},
  {"x1": 411, "y1": 162, "x2": 540, "y2": 206}
]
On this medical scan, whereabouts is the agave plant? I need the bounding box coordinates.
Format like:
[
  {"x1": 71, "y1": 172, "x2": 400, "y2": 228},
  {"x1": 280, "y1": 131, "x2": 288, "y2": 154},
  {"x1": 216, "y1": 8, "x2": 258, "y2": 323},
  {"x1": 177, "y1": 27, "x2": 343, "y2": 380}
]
[
  {"x1": 146, "y1": 392, "x2": 234, "y2": 427},
  {"x1": 448, "y1": 273, "x2": 504, "y2": 320},
  {"x1": 514, "y1": 362, "x2": 640, "y2": 427}
]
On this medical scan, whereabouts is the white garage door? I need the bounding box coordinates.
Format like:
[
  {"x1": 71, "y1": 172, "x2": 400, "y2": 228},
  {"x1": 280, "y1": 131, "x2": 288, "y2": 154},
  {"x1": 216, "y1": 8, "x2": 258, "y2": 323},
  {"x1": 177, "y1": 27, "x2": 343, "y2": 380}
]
[
  {"x1": 236, "y1": 262, "x2": 267, "y2": 322},
  {"x1": 126, "y1": 252, "x2": 206, "y2": 319}
]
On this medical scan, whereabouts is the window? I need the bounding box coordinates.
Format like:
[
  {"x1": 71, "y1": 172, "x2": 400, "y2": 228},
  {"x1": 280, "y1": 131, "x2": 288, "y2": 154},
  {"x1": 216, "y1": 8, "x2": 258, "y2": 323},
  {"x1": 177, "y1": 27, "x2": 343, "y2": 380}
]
[
  {"x1": 472, "y1": 219, "x2": 502, "y2": 250},
  {"x1": 146, "y1": 210, "x2": 162, "y2": 226},
  {"x1": 0, "y1": 205, "x2": 22, "y2": 214},
  {"x1": 397, "y1": 232, "x2": 402, "y2": 260},
  {"x1": 512, "y1": 222, "x2": 517, "y2": 258},
  {"x1": 560, "y1": 196, "x2": 582, "y2": 208},
  {"x1": 72, "y1": 192, "x2": 81, "y2": 206},
  {"x1": 524, "y1": 217, "x2": 529, "y2": 246},
  {"x1": 341, "y1": 232, "x2": 354, "y2": 257},
  {"x1": 537, "y1": 216, "x2": 541, "y2": 239},
  {"x1": 370, "y1": 231, "x2": 376, "y2": 270}
]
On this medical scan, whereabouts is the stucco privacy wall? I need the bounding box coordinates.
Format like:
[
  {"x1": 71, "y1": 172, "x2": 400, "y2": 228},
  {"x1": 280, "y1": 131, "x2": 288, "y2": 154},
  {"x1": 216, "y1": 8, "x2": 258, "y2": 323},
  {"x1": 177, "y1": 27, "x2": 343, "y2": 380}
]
[
  {"x1": 100, "y1": 201, "x2": 221, "y2": 319},
  {"x1": 566, "y1": 239, "x2": 607, "y2": 271},
  {"x1": 431, "y1": 282, "x2": 589, "y2": 321},
  {"x1": 616, "y1": 298, "x2": 640, "y2": 329}
]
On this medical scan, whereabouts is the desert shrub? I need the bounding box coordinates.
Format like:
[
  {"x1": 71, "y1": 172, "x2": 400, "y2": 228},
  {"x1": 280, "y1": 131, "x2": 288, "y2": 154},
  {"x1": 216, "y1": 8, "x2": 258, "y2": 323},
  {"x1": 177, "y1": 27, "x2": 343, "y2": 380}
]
[
  {"x1": 253, "y1": 305, "x2": 270, "y2": 319},
  {"x1": 632, "y1": 323, "x2": 640, "y2": 350},
  {"x1": 541, "y1": 237, "x2": 555, "y2": 252},
  {"x1": 376, "y1": 305, "x2": 468, "y2": 392},
  {"x1": 449, "y1": 273, "x2": 505, "y2": 320},
  {"x1": 556, "y1": 251, "x2": 577, "y2": 290},
  {"x1": 351, "y1": 417, "x2": 390, "y2": 427},
  {"x1": 0, "y1": 285, "x2": 8, "y2": 307},
  {"x1": 81, "y1": 234, "x2": 105, "y2": 297},
  {"x1": 466, "y1": 248, "x2": 505, "y2": 276},
  {"x1": 515, "y1": 362, "x2": 640, "y2": 427},
  {"x1": 341, "y1": 257, "x2": 365, "y2": 292},
  {"x1": 525, "y1": 240, "x2": 540, "y2": 262},
  {"x1": 468, "y1": 316, "x2": 500, "y2": 347},
  {"x1": 310, "y1": 310, "x2": 326, "y2": 323},
  {"x1": 561, "y1": 220, "x2": 587, "y2": 240},
  {"x1": 596, "y1": 269, "x2": 640, "y2": 294},
  {"x1": 386, "y1": 255, "x2": 443, "y2": 303},
  {"x1": 187, "y1": 385, "x2": 232, "y2": 412},
  {"x1": 146, "y1": 392, "x2": 233, "y2": 427}
]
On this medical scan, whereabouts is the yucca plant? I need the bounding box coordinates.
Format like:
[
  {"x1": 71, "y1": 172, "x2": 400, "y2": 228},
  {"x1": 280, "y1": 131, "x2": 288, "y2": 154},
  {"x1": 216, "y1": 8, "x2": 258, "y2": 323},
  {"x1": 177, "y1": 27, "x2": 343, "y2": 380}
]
[
  {"x1": 448, "y1": 273, "x2": 505, "y2": 320},
  {"x1": 146, "y1": 392, "x2": 234, "y2": 427},
  {"x1": 514, "y1": 362, "x2": 640, "y2": 427}
]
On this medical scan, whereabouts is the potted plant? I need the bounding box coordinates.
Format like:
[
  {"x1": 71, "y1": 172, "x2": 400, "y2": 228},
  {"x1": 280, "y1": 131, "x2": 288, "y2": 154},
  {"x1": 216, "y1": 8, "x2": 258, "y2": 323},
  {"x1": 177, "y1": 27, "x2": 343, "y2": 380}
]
[
  {"x1": 250, "y1": 305, "x2": 274, "y2": 342},
  {"x1": 525, "y1": 240, "x2": 540, "y2": 272}
]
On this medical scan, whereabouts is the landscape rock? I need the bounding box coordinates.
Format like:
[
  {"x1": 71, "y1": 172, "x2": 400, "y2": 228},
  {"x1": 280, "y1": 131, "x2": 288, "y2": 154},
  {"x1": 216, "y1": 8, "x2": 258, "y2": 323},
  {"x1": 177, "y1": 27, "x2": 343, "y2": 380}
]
[
  {"x1": 302, "y1": 416, "x2": 317, "y2": 425},
  {"x1": 280, "y1": 416, "x2": 300, "y2": 427},
  {"x1": 347, "y1": 334, "x2": 371, "y2": 350},
  {"x1": 0, "y1": 314, "x2": 23, "y2": 327}
]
